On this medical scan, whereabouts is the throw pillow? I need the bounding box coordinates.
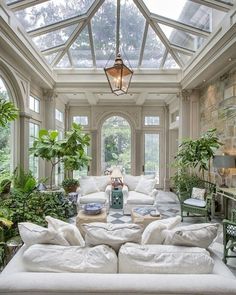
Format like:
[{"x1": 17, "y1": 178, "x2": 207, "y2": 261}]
[
  {"x1": 23, "y1": 244, "x2": 117, "y2": 273},
  {"x1": 18, "y1": 222, "x2": 69, "y2": 246},
  {"x1": 94, "y1": 176, "x2": 110, "y2": 191},
  {"x1": 123, "y1": 175, "x2": 141, "y2": 191},
  {"x1": 46, "y1": 216, "x2": 85, "y2": 247},
  {"x1": 79, "y1": 177, "x2": 99, "y2": 196},
  {"x1": 82, "y1": 222, "x2": 143, "y2": 252},
  {"x1": 191, "y1": 187, "x2": 206, "y2": 200},
  {"x1": 141, "y1": 216, "x2": 182, "y2": 245},
  {"x1": 135, "y1": 178, "x2": 156, "y2": 195},
  {"x1": 119, "y1": 243, "x2": 214, "y2": 274},
  {"x1": 163, "y1": 223, "x2": 219, "y2": 248}
]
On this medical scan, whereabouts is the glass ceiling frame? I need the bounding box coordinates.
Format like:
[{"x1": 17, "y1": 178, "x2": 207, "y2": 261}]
[{"x1": 7, "y1": 0, "x2": 234, "y2": 69}]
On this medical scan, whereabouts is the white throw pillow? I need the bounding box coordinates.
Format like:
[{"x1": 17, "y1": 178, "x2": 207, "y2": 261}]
[
  {"x1": 142, "y1": 216, "x2": 182, "y2": 245},
  {"x1": 79, "y1": 177, "x2": 99, "y2": 196},
  {"x1": 46, "y1": 216, "x2": 85, "y2": 247},
  {"x1": 18, "y1": 222, "x2": 69, "y2": 246},
  {"x1": 83, "y1": 222, "x2": 143, "y2": 252},
  {"x1": 94, "y1": 176, "x2": 110, "y2": 191},
  {"x1": 163, "y1": 223, "x2": 219, "y2": 248},
  {"x1": 191, "y1": 187, "x2": 206, "y2": 200},
  {"x1": 123, "y1": 175, "x2": 141, "y2": 191},
  {"x1": 119, "y1": 243, "x2": 214, "y2": 274},
  {"x1": 135, "y1": 178, "x2": 156, "y2": 195},
  {"x1": 23, "y1": 244, "x2": 117, "y2": 273}
]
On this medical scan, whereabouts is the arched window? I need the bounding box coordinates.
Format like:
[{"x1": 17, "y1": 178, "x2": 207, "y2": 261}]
[
  {"x1": 101, "y1": 116, "x2": 131, "y2": 174},
  {"x1": 0, "y1": 77, "x2": 12, "y2": 178}
]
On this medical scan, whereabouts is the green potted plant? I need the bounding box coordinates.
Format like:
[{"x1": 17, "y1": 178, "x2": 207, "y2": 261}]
[
  {"x1": 62, "y1": 178, "x2": 79, "y2": 194},
  {"x1": 0, "y1": 179, "x2": 11, "y2": 195},
  {"x1": 30, "y1": 123, "x2": 91, "y2": 189}
]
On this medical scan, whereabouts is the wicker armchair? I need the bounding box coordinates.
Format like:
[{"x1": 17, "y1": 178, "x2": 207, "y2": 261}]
[
  {"x1": 177, "y1": 180, "x2": 216, "y2": 222},
  {"x1": 223, "y1": 209, "x2": 236, "y2": 264}
]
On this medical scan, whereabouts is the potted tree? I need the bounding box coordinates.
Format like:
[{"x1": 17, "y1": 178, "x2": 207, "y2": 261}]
[
  {"x1": 62, "y1": 178, "x2": 79, "y2": 194},
  {"x1": 30, "y1": 123, "x2": 90, "y2": 190}
]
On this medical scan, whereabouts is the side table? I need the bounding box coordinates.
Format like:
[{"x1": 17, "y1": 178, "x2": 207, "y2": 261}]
[
  {"x1": 111, "y1": 189, "x2": 123, "y2": 209},
  {"x1": 76, "y1": 208, "x2": 107, "y2": 237}
]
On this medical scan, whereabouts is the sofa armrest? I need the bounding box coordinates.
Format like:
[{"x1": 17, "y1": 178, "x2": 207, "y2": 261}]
[{"x1": 122, "y1": 185, "x2": 129, "y2": 200}]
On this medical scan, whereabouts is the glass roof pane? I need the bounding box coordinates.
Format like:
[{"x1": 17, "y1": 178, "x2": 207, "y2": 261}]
[
  {"x1": 176, "y1": 51, "x2": 192, "y2": 64},
  {"x1": 160, "y1": 24, "x2": 206, "y2": 51},
  {"x1": 163, "y1": 53, "x2": 180, "y2": 69},
  {"x1": 142, "y1": 26, "x2": 165, "y2": 68},
  {"x1": 69, "y1": 26, "x2": 93, "y2": 68},
  {"x1": 15, "y1": 0, "x2": 94, "y2": 31},
  {"x1": 32, "y1": 25, "x2": 76, "y2": 51},
  {"x1": 43, "y1": 52, "x2": 58, "y2": 64},
  {"x1": 120, "y1": 0, "x2": 145, "y2": 68},
  {"x1": 6, "y1": 0, "x2": 20, "y2": 3},
  {"x1": 143, "y1": 0, "x2": 214, "y2": 31},
  {"x1": 56, "y1": 53, "x2": 71, "y2": 68},
  {"x1": 92, "y1": 0, "x2": 116, "y2": 68}
]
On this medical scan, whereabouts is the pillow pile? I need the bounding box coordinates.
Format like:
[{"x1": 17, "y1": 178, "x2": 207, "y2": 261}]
[
  {"x1": 79, "y1": 176, "x2": 110, "y2": 195},
  {"x1": 191, "y1": 187, "x2": 206, "y2": 200},
  {"x1": 123, "y1": 174, "x2": 156, "y2": 195}
]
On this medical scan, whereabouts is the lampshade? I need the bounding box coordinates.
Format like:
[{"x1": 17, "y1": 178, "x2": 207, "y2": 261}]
[
  {"x1": 111, "y1": 167, "x2": 123, "y2": 179},
  {"x1": 213, "y1": 155, "x2": 236, "y2": 168},
  {"x1": 104, "y1": 53, "x2": 133, "y2": 96}
]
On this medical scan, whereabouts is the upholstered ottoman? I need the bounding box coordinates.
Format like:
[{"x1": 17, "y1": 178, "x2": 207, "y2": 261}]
[{"x1": 76, "y1": 209, "x2": 107, "y2": 237}]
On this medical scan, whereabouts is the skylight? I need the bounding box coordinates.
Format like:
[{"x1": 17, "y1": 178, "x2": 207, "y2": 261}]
[{"x1": 6, "y1": 0, "x2": 233, "y2": 70}]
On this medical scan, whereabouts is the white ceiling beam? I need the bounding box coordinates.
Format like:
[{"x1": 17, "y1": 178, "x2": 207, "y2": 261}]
[
  {"x1": 160, "y1": 50, "x2": 168, "y2": 69},
  {"x1": 138, "y1": 20, "x2": 149, "y2": 67},
  {"x1": 28, "y1": 14, "x2": 87, "y2": 38},
  {"x1": 135, "y1": 92, "x2": 147, "y2": 105},
  {"x1": 8, "y1": 0, "x2": 50, "y2": 12},
  {"x1": 150, "y1": 13, "x2": 210, "y2": 37},
  {"x1": 51, "y1": 0, "x2": 105, "y2": 67},
  {"x1": 170, "y1": 44, "x2": 195, "y2": 55},
  {"x1": 189, "y1": 0, "x2": 233, "y2": 12},
  {"x1": 116, "y1": 0, "x2": 121, "y2": 55},
  {"x1": 133, "y1": 0, "x2": 183, "y2": 68},
  {"x1": 41, "y1": 45, "x2": 65, "y2": 55},
  {"x1": 85, "y1": 92, "x2": 98, "y2": 105},
  {"x1": 88, "y1": 21, "x2": 96, "y2": 67}
]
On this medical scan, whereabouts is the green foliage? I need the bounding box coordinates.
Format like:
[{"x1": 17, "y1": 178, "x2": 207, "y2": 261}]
[
  {"x1": 0, "y1": 98, "x2": 18, "y2": 127},
  {"x1": 12, "y1": 166, "x2": 36, "y2": 194},
  {"x1": 175, "y1": 129, "x2": 222, "y2": 179},
  {"x1": 62, "y1": 178, "x2": 79, "y2": 188},
  {"x1": 0, "y1": 179, "x2": 11, "y2": 194},
  {"x1": 171, "y1": 173, "x2": 203, "y2": 195},
  {"x1": 30, "y1": 123, "x2": 91, "y2": 188}
]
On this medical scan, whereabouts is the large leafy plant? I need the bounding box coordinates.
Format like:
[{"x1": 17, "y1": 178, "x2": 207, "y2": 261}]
[
  {"x1": 175, "y1": 129, "x2": 222, "y2": 180},
  {"x1": 30, "y1": 123, "x2": 90, "y2": 189},
  {"x1": 0, "y1": 97, "x2": 18, "y2": 127}
]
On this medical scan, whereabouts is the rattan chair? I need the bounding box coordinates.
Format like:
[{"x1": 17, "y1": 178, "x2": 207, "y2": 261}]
[
  {"x1": 223, "y1": 209, "x2": 236, "y2": 264},
  {"x1": 177, "y1": 180, "x2": 216, "y2": 222}
]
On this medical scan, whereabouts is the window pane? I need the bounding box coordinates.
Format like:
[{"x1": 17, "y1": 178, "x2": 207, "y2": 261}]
[
  {"x1": 101, "y1": 116, "x2": 131, "y2": 174},
  {"x1": 0, "y1": 77, "x2": 12, "y2": 178},
  {"x1": 29, "y1": 96, "x2": 40, "y2": 113},
  {"x1": 73, "y1": 145, "x2": 89, "y2": 179},
  {"x1": 55, "y1": 109, "x2": 63, "y2": 122},
  {"x1": 29, "y1": 122, "x2": 39, "y2": 178},
  {"x1": 145, "y1": 133, "x2": 159, "y2": 184},
  {"x1": 15, "y1": 0, "x2": 95, "y2": 31},
  {"x1": 145, "y1": 116, "x2": 160, "y2": 126},
  {"x1": 163, "y1": 53, "x2": 180, "y2": 69},
  {"x1": 73, "y1": 116, "x2": 88, "y2": 125}
]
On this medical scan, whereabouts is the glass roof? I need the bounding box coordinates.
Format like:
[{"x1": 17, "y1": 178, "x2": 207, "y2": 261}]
[{"x1": 6, "y1": 0, "x2": 234, "y2": 70}]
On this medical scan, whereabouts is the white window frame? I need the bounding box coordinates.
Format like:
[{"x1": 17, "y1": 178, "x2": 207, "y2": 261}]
[
  {"x1": 29, "y1": 95, "x2": 40, "y2": 113},
  {"x1": 29, "y1": 122, "x2": 39, "y2": 179},
  {"x1": 144, "y1": 115, "x2": 160, "y2": 126},
  {"x1": 55, "y1": 109, "x2": 64, "y2": 122},
  {"x1": 73, "y1": 116, "x2": 89, "y2": 126}
]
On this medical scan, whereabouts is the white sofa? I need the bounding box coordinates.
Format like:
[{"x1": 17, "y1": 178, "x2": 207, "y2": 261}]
[
  {"x1": 77, "y1": 176, "x2": 111, "y2": 212},
  {"x1": 0, "y1": 245, "x2": 236, "y2": 295},
  {"x1": 122, "y1": 175, "x2": 158, "y2": 215}
]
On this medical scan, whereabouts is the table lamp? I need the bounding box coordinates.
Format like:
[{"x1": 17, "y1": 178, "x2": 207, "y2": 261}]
[
  {"x1": 111, "y1": 167, "x2": 123, "y2": 190},
  {"x1": 213, "y1": 155, "x2": 236, "y2": 187}
]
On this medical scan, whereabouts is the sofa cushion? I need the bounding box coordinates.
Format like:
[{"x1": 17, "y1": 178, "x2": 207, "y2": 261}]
[
  {"x1": 18, "y1": 222, "x2": 69, "y2": 246},
  {"x1": 23, "y1": 244, "x2": 117, "y2": 273},
  {"x1": 191, "y1": 187, "x2": 206, "y2": 200},
  {"x1": 142, "y1": 216, "x2": 182, "y2": 245},
  {"x1": 79, "y1": 178, "x2": 99, "y2": 196},
  {"x1": 126, "y1": 191, "x2": 154, "y2": 205},
  {"x1": 79, "y1": 192, "x2": 107, "y2": 204},
  {"x1": 123, "y1": 175, "x2": 141, "y2": 191},
  {"x1": 45, "y1": 216, "x2": 85, "y2": 247},
  {"x1": 135, "y1": 178, "x2": 156, "y2": 195},
  {"x1": 184, "y1": 198, "x2": 206, "y2": 207},
  {"x1": 163, "y1": 223, "x2": 219, "y2": 248},
  {"x1": 83, "y1": 223, "x2": 143, "y2": 252},
  {"x1": 94, "y1": 176, "x2": 110, "y2": 191},
  {"x1": 119, "y1": 243, "x2": 214, "y2": 274}
]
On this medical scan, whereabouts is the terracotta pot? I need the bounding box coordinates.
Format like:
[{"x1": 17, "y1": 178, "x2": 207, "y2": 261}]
[{"x1": 64, "y1": 185, "x2": 78, "y2": 194}]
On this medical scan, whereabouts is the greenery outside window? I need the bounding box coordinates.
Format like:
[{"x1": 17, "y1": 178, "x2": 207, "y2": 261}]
[
  {"x1": 144, "y1": 116, "x2": 160, "y2": 126},
  {"x1": 55, "y1": 130, "x2": 64, "y2": 186},
  {"x1": 29, "y1": 122, "x2": 39, "y2": 178}
]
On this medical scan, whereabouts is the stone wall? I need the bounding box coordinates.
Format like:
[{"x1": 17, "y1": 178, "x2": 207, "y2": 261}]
[{"x1": 199, "y1": 66, "x2": 236, "y2": 214}]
